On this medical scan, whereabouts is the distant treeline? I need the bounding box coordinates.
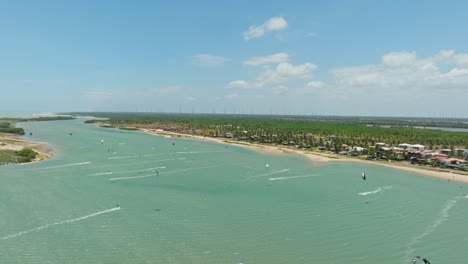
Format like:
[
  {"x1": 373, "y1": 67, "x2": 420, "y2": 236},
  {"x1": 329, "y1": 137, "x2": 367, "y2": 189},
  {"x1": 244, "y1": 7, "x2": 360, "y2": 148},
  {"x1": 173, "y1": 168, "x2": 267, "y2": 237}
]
[
  {"x1": 0, "y1": 116, "x2": 75, "y2": 135},
  {"x1": 70, "y1": 112, "x2": 468, "y2": 128},
  {"x1": 1, "y1": 116, "x2": 75, "y2": 122},
  {"x1": 22, "y1": 116, "x2": 75, "y2": 122},
  {"x1": 71, "y1": 112, "x2": 468, "y2": 150}
]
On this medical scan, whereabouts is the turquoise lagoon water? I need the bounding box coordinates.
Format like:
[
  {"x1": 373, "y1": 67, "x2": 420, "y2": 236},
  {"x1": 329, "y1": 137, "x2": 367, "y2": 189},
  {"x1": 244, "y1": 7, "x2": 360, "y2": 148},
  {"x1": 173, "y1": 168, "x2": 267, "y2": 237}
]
[{"x1": 1, "y1": 118, "x2": 467, "y2": 264}]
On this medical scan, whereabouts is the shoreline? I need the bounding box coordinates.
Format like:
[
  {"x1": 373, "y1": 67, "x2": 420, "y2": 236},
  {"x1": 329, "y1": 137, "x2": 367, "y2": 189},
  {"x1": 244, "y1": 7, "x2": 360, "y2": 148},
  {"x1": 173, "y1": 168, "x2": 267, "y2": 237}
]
[
  {"x1": 140, "y1": 128, "x2": 468, "y2": 184},
  {"x1": 0, "y1": 134, "x2": 53, "y2": 164}
]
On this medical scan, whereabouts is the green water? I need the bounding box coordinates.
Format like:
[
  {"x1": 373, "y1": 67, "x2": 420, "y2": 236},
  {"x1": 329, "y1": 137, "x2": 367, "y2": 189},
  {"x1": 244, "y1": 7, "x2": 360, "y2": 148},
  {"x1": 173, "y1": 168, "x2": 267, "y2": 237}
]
[{"x1": 1, "y1": 119, "x2": 467, "y2": 263}]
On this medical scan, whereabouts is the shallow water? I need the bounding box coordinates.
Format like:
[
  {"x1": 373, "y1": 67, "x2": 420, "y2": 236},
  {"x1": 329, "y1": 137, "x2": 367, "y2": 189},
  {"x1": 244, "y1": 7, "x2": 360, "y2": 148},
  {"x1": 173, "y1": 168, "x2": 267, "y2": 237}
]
[{"x1": 1, "y1": 118, "x2": 467, "y2": 263}]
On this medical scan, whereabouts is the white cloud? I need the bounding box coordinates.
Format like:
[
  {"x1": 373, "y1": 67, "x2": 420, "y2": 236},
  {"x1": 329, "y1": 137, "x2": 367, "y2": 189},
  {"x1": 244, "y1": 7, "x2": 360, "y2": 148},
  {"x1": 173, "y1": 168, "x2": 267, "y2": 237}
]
[
  {"x1": 331, "y1": 50, "x2": 468, "y2": 94},
  {"x1": 455, "y1": 54, "x2": 468, "y2": 67},
  {"x1": 243, "y1": 52, "x2": 289, "y2": 66},
  {"x1": 272, "y1": 85, "x2": 289, "y2": 94},
  {"x1": 192, "y1": 54, "x2": 229, "y2": 66},
  {"x1": 429, "y1": 50, "x2": 468, "y2": 67},
  {"x1": 227, "y1": 61, "x2": 317, "y2": 90},
  {"x1": 243, "y1": 17, "x2": 288, "y2": 40},
  {"x1": 306, "y1": 81, "x2": 324, "y2": 89},
  {"x1": 257, "y1": 62, "x2": 317, "y2": 84},
  {"x1": 276, "y1": 62, "x2": 316, "y2": 76},
  {"x1": 446, "y1": 68, "x2": 468, "y2": 78},
  {"x1": 227, "y1": 80, "x2": 251, "y2": 89},
  {"x1": 264, "y1": 17, "x2": 288, "y2": 31},
  {"x1": 296, "y1": 81, "x2": 325, "y2": 94},
  {"x1": 382, "y1": 51, "x2": 417, "y2": 66}
]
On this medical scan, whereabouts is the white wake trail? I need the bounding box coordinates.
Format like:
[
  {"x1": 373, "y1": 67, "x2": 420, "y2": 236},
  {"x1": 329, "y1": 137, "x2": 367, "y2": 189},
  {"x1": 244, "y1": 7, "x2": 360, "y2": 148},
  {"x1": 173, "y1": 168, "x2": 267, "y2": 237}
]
[
  {"x1": 403, "y1": 196, "x2": 460, "y2": 262},
  {"x1": 108, "y1": 165, "x2": 222, "y2": 181},
  {"x1": 117, "y1": 158, "x2": 186, "y2": 166},
  {"x1": 89, "y1": 172, "x2": 113, "y2": 176},
  {"x1": 176, "y1": 150, "x2": 231, "y2": 154},
  {"x1": 88, "y1": 167, "x2": 166, "y2": 176},
  {"x1": 108, "y1": 152, "x2": 174, "y2": 160},
  {"x1": 358, "y1": 186, "x2": 392, "y2": 196},
  {"x1": 107, "y1": 155, "x2": 139, "y2": 160},
  {"x1": 269, "y1": 174, "x2": 319, "y2": 181},
  {"x1": 243, "y1": 169, "x2": 290, "y2": 182},
  {"x1": 1, "y1": 207, "x2": 120, "y2": 240},
  {"x1": 38, "y1": 162, "x2": 91, "y2": 170}
]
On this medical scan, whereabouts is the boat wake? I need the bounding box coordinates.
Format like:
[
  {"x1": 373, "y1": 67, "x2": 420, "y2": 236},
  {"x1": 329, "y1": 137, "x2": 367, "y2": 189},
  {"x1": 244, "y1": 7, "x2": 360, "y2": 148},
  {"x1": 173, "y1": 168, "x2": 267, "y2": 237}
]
[
  {"x1": 108, "y1": 165, "x2": 222, "y2": 181},
  {"x1": 358, "y1": 186, "x2": 392, "y2": 196},
  {"x1": 89, "y1": 171, "x2": 113, "y2": 176},
  {"x1": 1, "y1": 207, "x2": 120, "y2": 240},
  {"x1": 89, "y1": 166, "x2": 166, "y2": 176},
  {"x1": 176, "y1": 150, "x2": 231, "y2": 154},
  {"x1": 243, "y1": 169, "x2": 290, "y2": 182},
  {"x1": 403, "y1": 196, "x2": 460, "y2": 262},
  {"x1": 108, "y1": 152, "x2": 174, "y2": 160},
  {"x1": 269, "y1": 174, "x2": 319, "y2": 181},
  {"x1": 118, "y1": 158, "x2": 186, "y2": 166},
  {"x1": 39, "y1": 162, "x2": 91, "y2": 170}
]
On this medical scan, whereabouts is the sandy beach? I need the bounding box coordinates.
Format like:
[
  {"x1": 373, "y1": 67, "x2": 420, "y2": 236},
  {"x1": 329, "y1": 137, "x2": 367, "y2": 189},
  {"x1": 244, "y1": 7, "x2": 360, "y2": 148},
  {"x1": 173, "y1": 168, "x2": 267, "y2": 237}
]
[
  {"x1": 141, "y1": 128, "x2": 468, "y2": 184},
  {"x1": 0, "y1": 134, "x2": 53, "y2": 163}
]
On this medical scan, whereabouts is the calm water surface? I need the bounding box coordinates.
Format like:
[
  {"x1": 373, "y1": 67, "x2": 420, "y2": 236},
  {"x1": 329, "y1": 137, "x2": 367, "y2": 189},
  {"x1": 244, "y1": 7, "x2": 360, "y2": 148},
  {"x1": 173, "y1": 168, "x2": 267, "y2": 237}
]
[{"x1": 1, "y1": 119, "x2": 467, "y2": 263}]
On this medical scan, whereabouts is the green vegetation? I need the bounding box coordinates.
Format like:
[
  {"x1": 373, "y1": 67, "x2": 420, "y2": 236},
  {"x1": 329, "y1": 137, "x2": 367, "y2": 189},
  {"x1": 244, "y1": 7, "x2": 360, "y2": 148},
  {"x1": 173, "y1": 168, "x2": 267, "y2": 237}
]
[
  {"x1": 23, "y1": 116, "x2": 75, "y2": 122},
  {"x1": 70, "y1": 112, "x2": 468, "y2": 153},
  {"x1": 0, "y1": 116, "x2": 75, "y2": 135},
  {"x1": 0, "y1": 122, "x2": 11, "y2": 128},
  {"x1": 0, "y1": 121, "x2": 25, "y2": 135},
  {"x1": 16, "y1": 148, "x2": 38, "y2": 163},
  {"x1": 99, "y1": 124, "x2": 115, "y2": 128},
  {"x1": 0, "y1": 149, "x2": 17, "y2": 164},
  {"x1": 118, "y1": 127, "x2": 140, "y2": 131},
  {"x1": 0, "y1": 147, "x2": 37, "y2": 165},
  {"x1": 1, "y1": 116, "x2": 75, "y2": 123},
  {"x1": 84, "y1": 119, "x2": 99, "y2": 124}
]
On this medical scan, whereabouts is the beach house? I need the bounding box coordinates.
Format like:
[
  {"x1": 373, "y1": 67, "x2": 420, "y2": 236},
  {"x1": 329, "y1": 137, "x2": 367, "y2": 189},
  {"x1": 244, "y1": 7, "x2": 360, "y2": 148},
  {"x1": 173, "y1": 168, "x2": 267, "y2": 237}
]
[{"x1": 398, "y1": 143, "x2": 424, "y2": 152}]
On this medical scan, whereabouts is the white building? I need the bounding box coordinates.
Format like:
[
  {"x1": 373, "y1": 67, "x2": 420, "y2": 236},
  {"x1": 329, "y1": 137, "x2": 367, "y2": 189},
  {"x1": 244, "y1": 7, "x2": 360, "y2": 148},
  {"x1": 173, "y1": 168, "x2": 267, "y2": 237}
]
[
  {"x1": 350, "y1": 146, "x2": 366, "y2": 152},
  {"x1": 409, "y1": 144, "x2": 425, "y2": 152},
  {"x1": 398, "y1": 143, "x2": 424, "y2": 152}
]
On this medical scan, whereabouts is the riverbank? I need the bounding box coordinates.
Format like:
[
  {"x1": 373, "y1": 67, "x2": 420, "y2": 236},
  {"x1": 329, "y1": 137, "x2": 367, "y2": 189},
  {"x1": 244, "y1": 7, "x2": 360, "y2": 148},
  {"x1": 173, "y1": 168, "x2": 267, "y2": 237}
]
[
  {"x1": 140, "y1": 128, "x2": 468, "y2": 184},
  {"x1": 0, "y1": 133, "x2": 53, "y2": 164}
]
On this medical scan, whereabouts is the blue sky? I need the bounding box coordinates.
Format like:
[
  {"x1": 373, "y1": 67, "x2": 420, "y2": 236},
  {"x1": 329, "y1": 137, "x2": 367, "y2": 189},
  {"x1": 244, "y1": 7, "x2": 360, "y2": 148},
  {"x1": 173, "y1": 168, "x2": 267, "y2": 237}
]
[{"x1": 1, "y1": 0, "x2": 467, "y2": 117}]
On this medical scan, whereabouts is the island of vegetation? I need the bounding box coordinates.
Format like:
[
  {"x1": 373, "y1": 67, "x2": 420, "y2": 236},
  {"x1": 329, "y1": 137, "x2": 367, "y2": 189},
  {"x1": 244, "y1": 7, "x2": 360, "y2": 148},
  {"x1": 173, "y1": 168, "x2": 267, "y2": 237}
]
[
  {"x1": 71, "y1": 112, "x2": 468, "y2": 180},
  {"x1": 0, "y1": 117, "x2": 65, "y2": 165},
  {"x1": 0, "y1": 147, "x2": 38, "y2": 165}
]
